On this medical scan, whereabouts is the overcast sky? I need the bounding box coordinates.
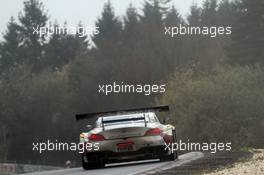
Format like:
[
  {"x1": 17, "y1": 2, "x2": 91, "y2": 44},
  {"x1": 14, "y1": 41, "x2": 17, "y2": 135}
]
[{"x1": 0, "y1": 0, "x2": 203, "y2": 37}]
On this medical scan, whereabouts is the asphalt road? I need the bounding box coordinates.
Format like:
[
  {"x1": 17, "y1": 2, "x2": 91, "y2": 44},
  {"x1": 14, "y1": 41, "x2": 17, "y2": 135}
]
[{"x1": 23, "y1": 152, "x2": 204, "y2": 175}]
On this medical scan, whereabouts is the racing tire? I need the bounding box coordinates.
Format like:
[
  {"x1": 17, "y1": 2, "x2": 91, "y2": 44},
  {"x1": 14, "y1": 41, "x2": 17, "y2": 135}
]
[
  {"x1": 160, "y1": 128, "x2": 178, "y2": 161},
  {"x1": 160, "y1": 150, "x2": 177, "y2": 161},
  {"x1": 168, "y1": 149, "x2": 178, "y2": 160},
  {"x1": 81, "y1": 156, "x2": 105, "y2": 170},
  {"x1": 171, "y1": 128, "x2": 178, "y2": 160}
]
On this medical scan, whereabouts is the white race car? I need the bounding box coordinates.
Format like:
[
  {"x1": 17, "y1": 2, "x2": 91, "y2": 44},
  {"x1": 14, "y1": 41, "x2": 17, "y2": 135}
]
[{"x1": 76, "y1": 106, "x2": 177, "y2": 169}]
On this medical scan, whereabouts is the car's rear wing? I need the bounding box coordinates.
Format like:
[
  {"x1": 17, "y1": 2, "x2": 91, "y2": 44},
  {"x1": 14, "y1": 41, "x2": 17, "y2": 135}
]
[
  {"x1": 75, "y1": 105, "x2": 169, "y2": 121},
  {"x1": 101, "y1": 116, "x2": 147, "y2": 131}
]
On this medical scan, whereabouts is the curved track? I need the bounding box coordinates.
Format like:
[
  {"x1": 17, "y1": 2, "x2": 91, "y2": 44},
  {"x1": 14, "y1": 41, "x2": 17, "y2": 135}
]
[{"x1": 23, "y1": 152, "x2": 204, "y2": 175}]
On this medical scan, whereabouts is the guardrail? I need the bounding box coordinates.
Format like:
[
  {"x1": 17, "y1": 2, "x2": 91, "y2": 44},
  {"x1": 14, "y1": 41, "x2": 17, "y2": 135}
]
[
  {"x1": 0, "y1": 163, "x2": 16, "y2": 174},
  {"x1": 0, "y1": 163, "x2": 62, "y2": 174}
]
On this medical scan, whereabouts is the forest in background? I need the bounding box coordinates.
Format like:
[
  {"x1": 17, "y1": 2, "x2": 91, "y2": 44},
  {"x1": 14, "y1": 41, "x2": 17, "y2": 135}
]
[{"x1": 0, "y1": 0, "x2": 263, "y2": 165}]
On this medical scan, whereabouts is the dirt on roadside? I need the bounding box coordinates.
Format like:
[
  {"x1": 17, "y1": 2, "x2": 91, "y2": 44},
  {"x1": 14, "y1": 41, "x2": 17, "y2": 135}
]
[
  {"x1": 205, "y1": 149, "x2": 264, "y2": 175},
  {"x1": 155, "y1": 151, "x2": 253, "y2": 175}
]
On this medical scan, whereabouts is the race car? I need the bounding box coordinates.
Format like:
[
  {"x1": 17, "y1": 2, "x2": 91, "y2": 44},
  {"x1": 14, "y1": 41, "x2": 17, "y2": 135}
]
[{"x1": 76, "y1": 106, "x2": 177, "y2": 169}]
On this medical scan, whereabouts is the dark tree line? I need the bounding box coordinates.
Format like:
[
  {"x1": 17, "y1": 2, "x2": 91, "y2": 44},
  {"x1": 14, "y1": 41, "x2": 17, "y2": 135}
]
[
  {"x1": 0, "y1": 0, "x2": 263, "y2": 164},
  {"x1": 0, "y1": 0, "x2": 89, "y2": 74}
]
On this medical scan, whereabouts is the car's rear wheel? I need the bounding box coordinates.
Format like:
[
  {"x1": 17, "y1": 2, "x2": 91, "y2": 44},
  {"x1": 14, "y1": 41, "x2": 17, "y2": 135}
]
[
  {"x1": 81, "y1": 156, "x2": 105, "y2": 170},
  {"x1": 168, "y1": 149, "x2": 178, "y2": 160},
  {"x1": 160, "y1": 149, "x2": 177, "y2": 161},
  {"x1": 170, "y1": 128, "x2": 178, "y2": 160},
  {"x1": 81, "y1": 157, "x2": 90, "y2": 170},
  {"x1": 160, "y1": 128, "x2": 178, "y2": 161}
]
